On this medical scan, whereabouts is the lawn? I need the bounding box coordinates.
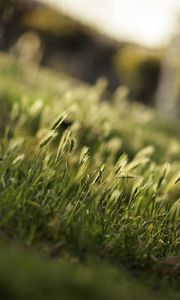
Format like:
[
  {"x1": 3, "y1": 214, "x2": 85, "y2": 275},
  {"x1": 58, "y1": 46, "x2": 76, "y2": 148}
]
[{"x1": 0, "y1": 53, "x2": 179, "y2": 300}]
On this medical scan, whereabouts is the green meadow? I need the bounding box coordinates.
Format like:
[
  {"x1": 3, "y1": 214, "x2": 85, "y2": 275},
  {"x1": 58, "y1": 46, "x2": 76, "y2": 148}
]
[{"x1": 0, "y1": 53, "x2": 179, "y2": 300}]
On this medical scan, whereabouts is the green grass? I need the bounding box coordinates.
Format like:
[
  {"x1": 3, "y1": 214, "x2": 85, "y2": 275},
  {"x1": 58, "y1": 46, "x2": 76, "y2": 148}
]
[{"x1": 0, "y1": 53, "x2": 179, "y2": 299}]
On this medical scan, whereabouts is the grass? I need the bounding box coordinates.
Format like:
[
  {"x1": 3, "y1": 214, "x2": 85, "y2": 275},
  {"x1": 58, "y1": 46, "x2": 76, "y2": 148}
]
[{"x1": 0, "y1": 53, "x2": 180, "y2": 299}]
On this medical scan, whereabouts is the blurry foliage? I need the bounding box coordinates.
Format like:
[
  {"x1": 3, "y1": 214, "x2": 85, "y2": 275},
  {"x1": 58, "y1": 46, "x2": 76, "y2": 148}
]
[
  {"x1": 1, "y1": 246, "x2": 179, "y2": 300},
  {"x1": 1, "y1": 1, "x2": 168, "y2": 106},
  {"x1": 113, "y1": 46, "x2": 164, "y2": 104},
  {"x1": 1, "y1": 1, "x2": 119, "y2": 91},
  {"x1": 21, "y1": 6, "x2": 85, "y2": 37}
]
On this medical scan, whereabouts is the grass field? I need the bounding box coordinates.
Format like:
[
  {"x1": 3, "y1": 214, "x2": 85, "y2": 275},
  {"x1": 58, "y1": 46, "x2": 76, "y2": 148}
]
[{"x1": 0, "y1": 53, "x2": 179, "y2": 300}]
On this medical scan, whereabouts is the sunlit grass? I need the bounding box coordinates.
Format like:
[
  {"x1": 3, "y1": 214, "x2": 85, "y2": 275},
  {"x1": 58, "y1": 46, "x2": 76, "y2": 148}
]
[{"x1": 0, "y1": 53, "x2": 179, "y2": 299}]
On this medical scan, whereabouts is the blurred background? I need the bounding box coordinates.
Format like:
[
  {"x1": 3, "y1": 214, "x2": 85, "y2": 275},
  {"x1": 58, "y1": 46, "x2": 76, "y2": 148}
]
[{"x1": 0, "y1": 0, "x2": 180, "y2": 119}]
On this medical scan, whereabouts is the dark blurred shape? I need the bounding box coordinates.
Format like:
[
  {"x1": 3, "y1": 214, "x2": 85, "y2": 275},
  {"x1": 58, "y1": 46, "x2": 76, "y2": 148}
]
[
  {"x1": 0, "y1": 0, "x2": 168, "y2": 108},
  {"x1": 0, "y1": 1, "x2": 119, "y2": 91},
  {"x1": 21, "y1": 6, "x2": 120, "y2": 90},
  {"x1": 0, "y1": 0, "x2": 37, "y2": 47},
  {"x1": 113, "y1": 46, "x2": 162, "y2": 105}
]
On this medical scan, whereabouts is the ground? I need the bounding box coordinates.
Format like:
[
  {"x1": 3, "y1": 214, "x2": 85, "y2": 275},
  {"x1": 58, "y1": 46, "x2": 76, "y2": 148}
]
[{"x1": 0, "y1": 53, "x2": 179, "y2": 300}]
